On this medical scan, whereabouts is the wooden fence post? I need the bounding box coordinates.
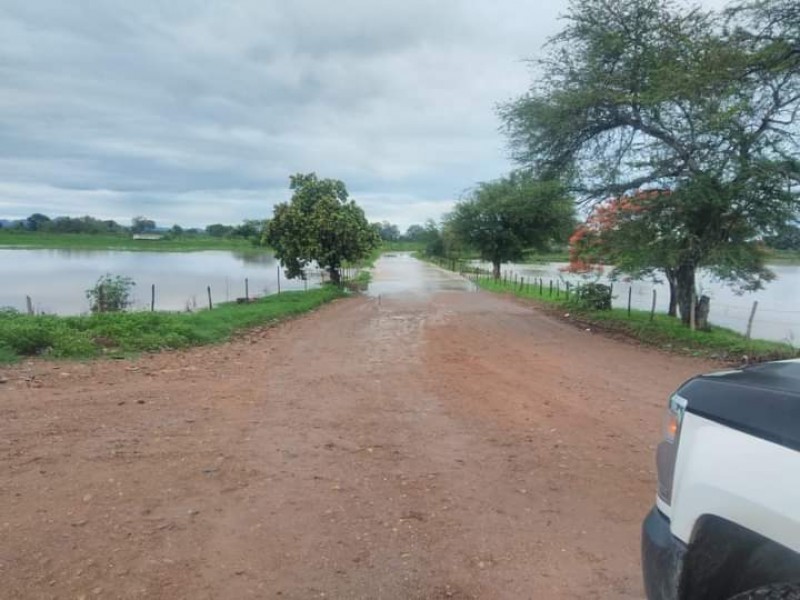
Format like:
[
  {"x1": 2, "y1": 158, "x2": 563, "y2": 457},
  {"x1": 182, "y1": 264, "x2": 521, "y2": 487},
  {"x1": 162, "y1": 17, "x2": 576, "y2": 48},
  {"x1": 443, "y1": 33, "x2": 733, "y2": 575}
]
[
  {"x1": 207, "y1": 286, "x2": 213, "y2": 310},
  {"x1": 277, "y1": 265, "x2": 281, "y2": 294},
  {"x1": 627, "y1": 286, "x2": 633, "y2": 317},
  {"x1": 245, "y1": 278, "x2": 249, "y2": 301},
  {"x1": 690, "y1": 290, "x2": 696, "y2": 331},
  {"x1": 650, "y1": 289, "x2": 657, "y2": 321},
  {"x1": 746, "y1": 300, "x2": 759, "y2": 339},
  {"x1": 549, "y1": 280, "x2": 553, "y2": 297},
  {"x1": 151, "y1": 284, "x2": 155, "y2": 312},
  {"x1": 26, "y1": 295, "x2": 34, "y2": 315}
]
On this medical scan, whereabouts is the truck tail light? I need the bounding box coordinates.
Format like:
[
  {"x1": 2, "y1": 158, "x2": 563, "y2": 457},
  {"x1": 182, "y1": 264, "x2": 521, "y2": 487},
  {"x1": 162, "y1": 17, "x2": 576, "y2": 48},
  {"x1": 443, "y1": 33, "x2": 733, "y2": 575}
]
[{"x1": 656, "y1": 394, "x2": 687, "y2": 506}]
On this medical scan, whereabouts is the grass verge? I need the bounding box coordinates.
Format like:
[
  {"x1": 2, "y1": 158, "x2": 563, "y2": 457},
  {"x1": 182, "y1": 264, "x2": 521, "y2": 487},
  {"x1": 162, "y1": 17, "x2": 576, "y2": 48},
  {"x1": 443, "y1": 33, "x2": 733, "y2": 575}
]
[
  {"x1": 0, "y1": 286, "x2": 345, "y2": 364},
  {"x1": 380, "y1": 241, "x2": 426, "y2": 253},
  {"x1": 0, "y1": 232, "x2": 262, "y2": 253},
  {"x1": 474, "y1": 275, "x2": 797, "y2": 362}
]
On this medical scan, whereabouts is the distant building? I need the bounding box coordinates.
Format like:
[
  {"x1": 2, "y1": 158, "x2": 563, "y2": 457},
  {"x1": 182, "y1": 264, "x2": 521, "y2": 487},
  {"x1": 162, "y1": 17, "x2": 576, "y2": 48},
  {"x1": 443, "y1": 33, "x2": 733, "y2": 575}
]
[{"x1": 132, "y1": 233, "x2": 164, "y2": 241}]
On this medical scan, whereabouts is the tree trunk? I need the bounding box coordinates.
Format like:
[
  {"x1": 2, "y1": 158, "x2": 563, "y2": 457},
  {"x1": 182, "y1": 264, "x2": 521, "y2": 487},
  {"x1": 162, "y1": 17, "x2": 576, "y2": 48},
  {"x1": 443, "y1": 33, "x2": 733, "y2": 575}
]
[
  {"x1": 665, "y1": 269, "x2": 678, "y2": 318},
  {"x1": 492, "y1": 261, "x2": 501, "y2": 280},
  {"x1": 675, "y1": 263, "x2": 697, "y2": 326},
  {"x1": 329, "y1": 267, "x2": 341, "y2": 285},
  {"x1": 695, "y1": 295, "x2": 711, "y2": 331}
]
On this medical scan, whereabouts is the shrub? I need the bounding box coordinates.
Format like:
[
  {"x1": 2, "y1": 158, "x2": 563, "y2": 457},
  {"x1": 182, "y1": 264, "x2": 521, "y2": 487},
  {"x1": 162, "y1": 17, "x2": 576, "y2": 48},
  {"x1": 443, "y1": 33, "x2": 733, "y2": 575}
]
[
  {"x1": 573, "y1": 282, "x2": 612, "y2": 310},
  {"x1": 86, "y1": 274, "x2": 135, "y2": 313}
]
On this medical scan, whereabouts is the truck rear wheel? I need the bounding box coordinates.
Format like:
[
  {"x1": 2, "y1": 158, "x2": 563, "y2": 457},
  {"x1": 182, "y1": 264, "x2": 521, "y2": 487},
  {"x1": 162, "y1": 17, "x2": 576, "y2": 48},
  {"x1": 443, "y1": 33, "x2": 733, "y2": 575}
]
[{"x1": 729, "y1": 583, "x2": 800, "y2": 599}]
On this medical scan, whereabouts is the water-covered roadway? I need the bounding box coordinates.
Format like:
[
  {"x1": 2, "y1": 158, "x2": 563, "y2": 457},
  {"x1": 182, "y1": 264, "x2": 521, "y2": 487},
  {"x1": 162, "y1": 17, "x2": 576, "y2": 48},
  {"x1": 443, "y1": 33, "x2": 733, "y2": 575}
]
[{"x1": 367, "y1": 252, "x2": 475, "y2": 298}]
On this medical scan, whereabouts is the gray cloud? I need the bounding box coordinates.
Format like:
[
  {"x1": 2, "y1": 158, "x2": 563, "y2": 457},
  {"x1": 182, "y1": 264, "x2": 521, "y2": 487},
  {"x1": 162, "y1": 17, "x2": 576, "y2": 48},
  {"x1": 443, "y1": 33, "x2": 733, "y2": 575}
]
[{"x1": 0, "y1": 0, "x2": 728, "y2": 230}]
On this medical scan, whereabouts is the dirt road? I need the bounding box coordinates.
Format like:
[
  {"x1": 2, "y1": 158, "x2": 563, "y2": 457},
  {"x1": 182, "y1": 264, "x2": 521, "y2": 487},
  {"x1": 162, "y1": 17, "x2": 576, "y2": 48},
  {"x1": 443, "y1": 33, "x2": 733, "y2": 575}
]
[{"x1": 0, "y1": 254, "x2": 714, "y2": 599}]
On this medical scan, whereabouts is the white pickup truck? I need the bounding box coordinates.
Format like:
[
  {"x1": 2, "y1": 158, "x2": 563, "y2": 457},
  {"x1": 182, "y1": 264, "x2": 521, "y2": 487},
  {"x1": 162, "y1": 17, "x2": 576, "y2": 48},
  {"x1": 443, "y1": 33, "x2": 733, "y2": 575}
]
[{"x1": 642, "y1": 359, "x2": 800, "y2": 600}]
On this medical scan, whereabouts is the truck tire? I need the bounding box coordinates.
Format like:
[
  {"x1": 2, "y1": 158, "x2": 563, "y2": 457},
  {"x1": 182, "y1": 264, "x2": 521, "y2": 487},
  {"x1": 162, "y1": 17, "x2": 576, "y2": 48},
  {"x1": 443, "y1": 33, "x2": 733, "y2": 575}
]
[{"x1": 729, "y1": 584, "x2": 800, "y2": 599}]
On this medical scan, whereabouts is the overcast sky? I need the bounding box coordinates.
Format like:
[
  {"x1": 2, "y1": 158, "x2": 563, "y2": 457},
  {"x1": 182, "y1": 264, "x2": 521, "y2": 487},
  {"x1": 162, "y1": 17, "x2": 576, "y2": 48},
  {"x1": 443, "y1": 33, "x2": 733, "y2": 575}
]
[{"x1": 0, "y1": 1, "x2": 728, "y2": 230}]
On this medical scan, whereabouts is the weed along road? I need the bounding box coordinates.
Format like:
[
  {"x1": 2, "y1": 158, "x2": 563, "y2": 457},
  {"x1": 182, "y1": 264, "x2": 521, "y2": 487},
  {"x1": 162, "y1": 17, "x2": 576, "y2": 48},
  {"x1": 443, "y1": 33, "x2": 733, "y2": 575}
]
[{"x1": 0, "y1": 253, "x2": 714, "y2": 599}]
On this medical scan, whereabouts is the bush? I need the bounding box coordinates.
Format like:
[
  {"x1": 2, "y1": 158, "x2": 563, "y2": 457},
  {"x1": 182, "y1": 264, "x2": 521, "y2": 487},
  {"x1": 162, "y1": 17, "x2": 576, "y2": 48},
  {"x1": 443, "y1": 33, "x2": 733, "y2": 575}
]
[
  {"x1": 0, "y1": 317, "x2": 59, "y2": 355},
  {"x1": 86, "y1": 274, "x2": 135, "y2": 313},
  {"x1": 573, "y1": 282, "x2": 612, "y2": 310}
]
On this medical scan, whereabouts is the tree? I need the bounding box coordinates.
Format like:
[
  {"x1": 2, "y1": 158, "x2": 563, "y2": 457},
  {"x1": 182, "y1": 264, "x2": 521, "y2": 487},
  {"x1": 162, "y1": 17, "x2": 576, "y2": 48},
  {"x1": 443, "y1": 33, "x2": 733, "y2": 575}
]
[
  {"x1": 568, "y1": 189, "x2": 775, "y2": 319},
  {"x1": 446, "y1": 172, "x2": 575, "y2": 279},
  {"x1": 131, "y1": 216, "x2": 156, "y2": 234},
  {"x1": 232, "y1": 219, "x2": 265, "y2": 243},
  {"x1": 264, "y1": 173, "x2": 380, "y2": 284},
  {"x1": 375, "y1": 221, "x2": 401, "y2": 242},
  {"x1": 765, "y1": 222, "x2": 800, "y2": 251},
  {"x1": 205, "y1": 223, "x2": 234, "y2": 238},
  {"x1": 501, "y1": 0, "x2": 799, "y2": 325},
  {"x1": 26, "y1": 213, "x2": 51, "y2": 231},
  {"x1": 169, "y1": 224, "x2": 184, "y2": 236},
  {"x1": 403, "y1": 224, "x2": 426, "y2": 242}
]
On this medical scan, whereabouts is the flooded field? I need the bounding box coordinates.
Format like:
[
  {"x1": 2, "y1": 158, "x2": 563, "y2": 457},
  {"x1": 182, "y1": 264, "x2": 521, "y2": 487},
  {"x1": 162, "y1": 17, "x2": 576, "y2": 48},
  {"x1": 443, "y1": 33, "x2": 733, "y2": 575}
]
[{"x1": 0, "y1": 249, "x2": 320, "y2": 315}]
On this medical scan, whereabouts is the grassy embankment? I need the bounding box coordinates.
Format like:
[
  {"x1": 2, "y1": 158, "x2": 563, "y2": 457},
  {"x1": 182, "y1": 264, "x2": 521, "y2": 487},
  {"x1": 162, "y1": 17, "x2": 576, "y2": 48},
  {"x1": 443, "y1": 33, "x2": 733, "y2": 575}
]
[
  {"x1": 426, "y1": 257, "x2": 796, "y2": 362},
  {"x1": 0, "y1": 286, "x2": 346, "y2": 364},
  {"x1": 0, "y1": 231, "x2": 258, "y2": 252}
]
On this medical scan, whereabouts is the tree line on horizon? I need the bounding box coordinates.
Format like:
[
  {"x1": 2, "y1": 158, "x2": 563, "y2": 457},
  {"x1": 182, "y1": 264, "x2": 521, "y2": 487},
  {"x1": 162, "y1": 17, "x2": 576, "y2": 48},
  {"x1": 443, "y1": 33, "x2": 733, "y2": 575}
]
[{"x1": 0, "y1": 212, "x2": 266, "y2": 243}]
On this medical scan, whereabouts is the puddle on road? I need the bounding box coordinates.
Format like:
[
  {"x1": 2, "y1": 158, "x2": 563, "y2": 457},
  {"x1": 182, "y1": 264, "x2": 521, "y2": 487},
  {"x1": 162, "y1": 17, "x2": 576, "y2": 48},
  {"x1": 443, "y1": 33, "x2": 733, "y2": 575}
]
[{"x1": 366, "y1": 253, "x2": 475, "y2": 298}]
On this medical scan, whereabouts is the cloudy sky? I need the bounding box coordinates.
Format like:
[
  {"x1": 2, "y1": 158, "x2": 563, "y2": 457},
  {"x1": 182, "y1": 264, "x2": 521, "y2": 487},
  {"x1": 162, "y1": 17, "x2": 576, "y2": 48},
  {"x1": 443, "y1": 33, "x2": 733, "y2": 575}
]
[{"x1": 0, "y1": 1, "x2": 727, "y2": 231}]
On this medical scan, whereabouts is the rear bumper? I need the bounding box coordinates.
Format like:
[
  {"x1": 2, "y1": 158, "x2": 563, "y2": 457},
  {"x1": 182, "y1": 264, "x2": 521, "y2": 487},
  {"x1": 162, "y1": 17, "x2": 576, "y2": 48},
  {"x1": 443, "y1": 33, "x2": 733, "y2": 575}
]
[{"x1": 642, "y1": 507, "x2": 687, "y2": 600}]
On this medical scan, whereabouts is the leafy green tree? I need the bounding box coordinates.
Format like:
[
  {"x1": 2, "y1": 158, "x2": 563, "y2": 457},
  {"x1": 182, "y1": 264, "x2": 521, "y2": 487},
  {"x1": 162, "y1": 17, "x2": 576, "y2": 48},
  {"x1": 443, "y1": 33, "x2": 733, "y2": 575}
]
[
  {"x1": 501, "y1": 0, "x2": 799, "y2": 325},
  {"x1": 446, "y1": 172, "x2": 575, "y2": 279},
  {"x1": 26, "y1": 213, "x2": 51, "y2": 231},
  {"x1": 264, "y1": 173, "x2": 380, "y2": 284},
  {"x1": 375, "y1": 221, "x2": 401, "y2": 242},
  {"x1": 232, "y1": 219, "x2": 265, "y2": 243},
  {"x1": 169, "y1": 224, "x2": 184, "y2": 236},
  {"x1": 403, "y1": 224, "x2": 426, "y2": 242}
]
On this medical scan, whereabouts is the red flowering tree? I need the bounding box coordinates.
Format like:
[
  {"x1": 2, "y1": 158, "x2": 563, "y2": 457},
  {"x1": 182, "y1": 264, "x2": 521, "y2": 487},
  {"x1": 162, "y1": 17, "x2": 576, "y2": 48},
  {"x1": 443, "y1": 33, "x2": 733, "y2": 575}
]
[
  {"x1": 568, "y1": 190, "x2": 682, "y2": 316},
  {"x1": 568, "y1": 185, "x2": 777, "y2": 327}
]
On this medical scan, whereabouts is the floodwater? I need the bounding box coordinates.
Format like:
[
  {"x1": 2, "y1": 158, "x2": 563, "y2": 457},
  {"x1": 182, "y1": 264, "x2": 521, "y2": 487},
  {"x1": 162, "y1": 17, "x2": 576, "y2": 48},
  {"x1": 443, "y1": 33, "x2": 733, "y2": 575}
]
[
  {"x1": 472, "y1": 260, "x2": 800, "y2": 346},
  {"x1": 0, "y1": 249, "x2": 321, "y2": 315},
  {"x1": 366, "y1": 253, "x2": 475, "y2": 298}
]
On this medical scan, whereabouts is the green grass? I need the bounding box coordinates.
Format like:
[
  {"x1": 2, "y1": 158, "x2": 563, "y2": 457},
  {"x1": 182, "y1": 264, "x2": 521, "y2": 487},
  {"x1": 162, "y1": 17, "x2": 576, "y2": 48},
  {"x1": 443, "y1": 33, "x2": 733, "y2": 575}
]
[
  {"x1": 0, "y1": 231, "x2": 261, "y2": 252},
  {"x1": 380, "y1": 240, "x2": 426, "y2": 252},
  {"x1": 764, "y1": 249, "x2": 800, "y2": 265},
  {"x1": 0, "y1": 287, "x2": 345, "y2": 363},
  {"x1": 473, "y1": 275, "x2": 797, "y2": 362}
]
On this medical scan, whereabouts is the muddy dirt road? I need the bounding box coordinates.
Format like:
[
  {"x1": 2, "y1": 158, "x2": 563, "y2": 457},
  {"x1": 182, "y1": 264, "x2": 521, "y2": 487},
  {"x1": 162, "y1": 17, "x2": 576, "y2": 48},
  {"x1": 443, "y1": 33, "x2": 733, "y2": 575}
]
[{"x1": 1, "y1": 254, "x2": 715, "y2": 599}]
